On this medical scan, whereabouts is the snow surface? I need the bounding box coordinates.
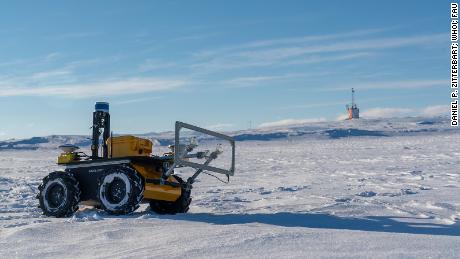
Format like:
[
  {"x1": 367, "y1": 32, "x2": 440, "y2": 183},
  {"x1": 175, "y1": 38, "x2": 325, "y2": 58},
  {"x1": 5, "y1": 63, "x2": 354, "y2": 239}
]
[{"x1": 1, "y1": 119, "x2": 460, "y2": 258}]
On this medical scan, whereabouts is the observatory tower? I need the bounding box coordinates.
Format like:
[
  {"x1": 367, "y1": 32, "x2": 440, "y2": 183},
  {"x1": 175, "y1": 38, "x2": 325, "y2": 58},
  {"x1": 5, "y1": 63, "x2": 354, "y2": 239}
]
[{"x1": 346, "y1": 88, "x2": 359, "y2": 119}]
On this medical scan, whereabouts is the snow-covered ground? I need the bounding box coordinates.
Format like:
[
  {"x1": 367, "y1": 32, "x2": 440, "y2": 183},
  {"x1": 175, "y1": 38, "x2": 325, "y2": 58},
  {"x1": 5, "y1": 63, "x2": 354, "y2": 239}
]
[{"x1": 1, "y1": 122, "x2": 460, "y2": 258}]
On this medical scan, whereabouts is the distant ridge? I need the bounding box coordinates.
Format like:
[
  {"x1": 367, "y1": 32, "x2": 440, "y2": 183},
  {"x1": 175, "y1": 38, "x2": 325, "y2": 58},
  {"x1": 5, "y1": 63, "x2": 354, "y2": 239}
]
[{"x1": 0, "y1": 116, "x2": 456, "y2": 151}]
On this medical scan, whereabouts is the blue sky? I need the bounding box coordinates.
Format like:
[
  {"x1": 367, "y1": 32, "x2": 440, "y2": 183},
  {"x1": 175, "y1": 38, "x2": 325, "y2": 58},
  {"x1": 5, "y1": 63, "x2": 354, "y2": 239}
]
[{"x1": 0, "y1": 1, "x2": 450, "y2": 139}]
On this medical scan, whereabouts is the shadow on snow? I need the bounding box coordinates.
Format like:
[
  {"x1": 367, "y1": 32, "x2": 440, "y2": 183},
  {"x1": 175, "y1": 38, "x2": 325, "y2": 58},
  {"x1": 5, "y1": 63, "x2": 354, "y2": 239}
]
[
  {"x1": 158, "y1": 212, "x2": 460, "y2": 237},
  {"x1": 75, "y1": 207, "x2": 460, "y2": 237}
]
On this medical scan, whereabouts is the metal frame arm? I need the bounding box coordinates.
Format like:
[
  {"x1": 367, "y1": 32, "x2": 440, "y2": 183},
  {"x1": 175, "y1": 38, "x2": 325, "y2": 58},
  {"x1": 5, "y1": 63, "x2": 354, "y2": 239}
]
[
  {"x1": 161, "y1": 121, "x2": 235, "y2": 182},
  {"x1": 174, "y1": 121, "x2": 235, "y2": 176}
]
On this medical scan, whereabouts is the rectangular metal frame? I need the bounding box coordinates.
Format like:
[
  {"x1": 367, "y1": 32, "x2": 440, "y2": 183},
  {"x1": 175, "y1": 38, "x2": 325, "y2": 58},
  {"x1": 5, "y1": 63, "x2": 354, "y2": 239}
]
[{"x1": 174, "y1": 121, "x2": 235, "y2": 176}]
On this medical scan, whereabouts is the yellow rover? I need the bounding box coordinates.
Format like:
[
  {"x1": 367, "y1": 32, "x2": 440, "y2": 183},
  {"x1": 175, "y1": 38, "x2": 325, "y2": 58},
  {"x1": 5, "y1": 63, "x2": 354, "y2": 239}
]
[{"x1": 37, "y1": 102, "x2": 235, "y2": 217}]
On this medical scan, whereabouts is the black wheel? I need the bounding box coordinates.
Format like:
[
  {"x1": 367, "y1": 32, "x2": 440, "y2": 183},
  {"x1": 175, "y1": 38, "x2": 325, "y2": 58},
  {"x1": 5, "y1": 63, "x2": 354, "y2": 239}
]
[
  {"x1": 149, "y1": 175, "x2": 191, "y2": 215},
  {"x1": 98, "y1": 166, "x2": 144, "y2": 215},
  {"x1": 37, "y1": 171, "x2": 80, "y2": 217}
]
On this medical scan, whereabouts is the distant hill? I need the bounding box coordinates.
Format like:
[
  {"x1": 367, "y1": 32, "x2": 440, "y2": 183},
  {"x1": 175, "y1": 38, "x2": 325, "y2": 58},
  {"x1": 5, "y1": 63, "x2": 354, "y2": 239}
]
[{"x1": 0, "y1": 116, "x2": 456, "y2": 151}]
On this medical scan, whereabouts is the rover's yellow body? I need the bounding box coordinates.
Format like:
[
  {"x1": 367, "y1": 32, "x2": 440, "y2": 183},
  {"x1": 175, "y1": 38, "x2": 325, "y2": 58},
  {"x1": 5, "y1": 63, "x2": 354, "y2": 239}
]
[
  {"x1": 57, "y1": 135, "x2": 182, "y2": 202},
  {"x1": 131, "y1": 163, "x2": 181, "y2": 201},
  {"x1": 107, "y1": 135, "x2": 153, "y2": 158}
]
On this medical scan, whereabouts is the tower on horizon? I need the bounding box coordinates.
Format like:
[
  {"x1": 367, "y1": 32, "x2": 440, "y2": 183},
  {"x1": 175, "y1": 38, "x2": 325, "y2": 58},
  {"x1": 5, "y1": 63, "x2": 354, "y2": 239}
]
[{"x1": 345, "y1": 88, "x2": 359, "y2": 120}]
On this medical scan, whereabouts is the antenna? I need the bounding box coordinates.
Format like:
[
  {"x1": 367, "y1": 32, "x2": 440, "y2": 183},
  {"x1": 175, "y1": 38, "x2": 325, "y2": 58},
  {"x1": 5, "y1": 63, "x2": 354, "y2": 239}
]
[{"x1": 351, "y1": 88, "x2": 355, "y2": 107}]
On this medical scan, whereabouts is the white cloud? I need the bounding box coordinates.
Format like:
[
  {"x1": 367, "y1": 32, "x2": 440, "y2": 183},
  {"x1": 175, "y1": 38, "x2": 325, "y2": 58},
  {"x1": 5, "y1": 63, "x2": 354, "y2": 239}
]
[
  {"x1": 280, "y1": 100, "x2": 348, "y2": 110},
  {"x1": 31, "y1": 69, "x2": 72, "y2": 80},
  {"x1": 258, "y1": 118, "x2": 326, "y2": 128},
  {"x1": 240, "y1": 34, "x2": 445, "y2": 60},
  {"x1": 138, "y1": 59, "x2": 177, "y2": 72},
  {"x1": 283, "y1": 52, "x2": 371, "y2": 66},
  {"x1": 360, "y1": 107, "x2": 413, "y2": 118},
  {"x1": 66, "y1": 56, "x2": 121, "y2": 69},
  {"x1": 0, "y1": 52, "x2": 65, "y2": 69},
  {"x1": 420, "y1": 105, "x2": 449, "y2": 117},
  {"x1": 220, "y1": 70, "x2": 334, "y2": 89},
  {"x1": 192, "y1": 51, "x2": 371, "y2": 72},
  {"x1": 327, "y1": 79, "x2": 448, "y2": 91},
  {"x1": 206, "y1": 123, "x2": 234, "y2": 130},
  {"x1": 114, "y1": 96, "x2": 163, "y2": 105},
  {"x1": 0, "y1": 77, "x2": 185, "y2": 98},
  {"x1": 193, "y1": 28, "x2": 389, "y2": 58},
  {"x1": 335, "y1": 104, "x2": 449, "y2": 120},
  {"x1": 192, "y1": 33, "x2": 446, "y2": 72},
  {"x1": 222, "y1": 73, "x2": 306, "y2": 88},
  {"x1": 44, "y1": 52, "x2": 63, "y2": 62}
]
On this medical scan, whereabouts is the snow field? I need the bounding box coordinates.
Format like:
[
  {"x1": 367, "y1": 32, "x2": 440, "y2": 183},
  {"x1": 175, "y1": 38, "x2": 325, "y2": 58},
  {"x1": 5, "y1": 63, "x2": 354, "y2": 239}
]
[{"x1": 1, "y1": 132, "x2": 459, "y2": 258}]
